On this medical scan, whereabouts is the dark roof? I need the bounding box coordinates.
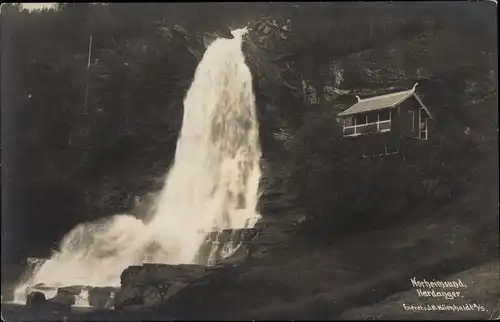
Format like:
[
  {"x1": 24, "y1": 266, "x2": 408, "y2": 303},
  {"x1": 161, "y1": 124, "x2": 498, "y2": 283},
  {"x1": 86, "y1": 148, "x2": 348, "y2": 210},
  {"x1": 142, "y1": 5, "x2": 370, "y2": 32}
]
[{"x1": 338, "y1": 84, "x2": 428, "y2": 117}]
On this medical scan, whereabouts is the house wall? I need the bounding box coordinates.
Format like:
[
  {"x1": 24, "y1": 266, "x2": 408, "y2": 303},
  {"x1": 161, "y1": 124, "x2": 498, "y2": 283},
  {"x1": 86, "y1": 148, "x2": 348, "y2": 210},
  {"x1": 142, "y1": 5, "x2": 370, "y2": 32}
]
[{"x1": 395, "y1": 95, "x2": 422, "y2": 139}]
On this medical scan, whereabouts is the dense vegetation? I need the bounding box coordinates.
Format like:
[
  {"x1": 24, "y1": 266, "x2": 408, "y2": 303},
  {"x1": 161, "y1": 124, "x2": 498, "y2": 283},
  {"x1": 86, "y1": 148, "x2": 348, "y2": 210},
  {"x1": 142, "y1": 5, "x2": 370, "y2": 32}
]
[{"x1": 1, "y1": 3, "x2": 497, "y2": 270}]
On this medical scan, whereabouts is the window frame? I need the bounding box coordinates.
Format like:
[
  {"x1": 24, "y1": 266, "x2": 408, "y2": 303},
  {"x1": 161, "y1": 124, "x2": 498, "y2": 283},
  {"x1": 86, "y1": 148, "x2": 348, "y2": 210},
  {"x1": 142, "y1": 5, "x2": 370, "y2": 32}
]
[
  {"x1": 343, "y1": 109, "x2": 392, "y2": 137},
  {"x1": 419, "y1": 107, "x2": 428, "y2": 140}
]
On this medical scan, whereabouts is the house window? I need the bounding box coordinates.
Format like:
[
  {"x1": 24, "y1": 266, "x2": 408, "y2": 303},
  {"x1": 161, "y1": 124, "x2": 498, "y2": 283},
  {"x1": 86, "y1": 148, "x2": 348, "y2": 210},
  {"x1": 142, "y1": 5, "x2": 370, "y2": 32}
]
[
  {"x1": 378, "y1": 109, "x2": 391, "y2": 132},
  {"x1": 419, "y1": 107, "x2": 428, "y2": 140},
  {"x1": 344, "y1": 127, "x2": 355, "y2": 136},
  {"x1": 378, "y1": 120, "x2": 391, "y2": 131},
  {"x1": 354, "y1": 114, "x2": 366, "y2": 125},
  {"x1": 342, "y1": 109, "x2": 392, "y2": 137},
  {"x1": 379, "y1": 109, "x2": 390, "y2": 121},
  {"x1": 367, "y1": 111, "x2": 378, "y2": 123},
  {"x1": 344, "y1": 117, "x2": 354, "y2": 127},
  {"x1": 408, "y1": 110, "x2": 416, "y2": 133}
]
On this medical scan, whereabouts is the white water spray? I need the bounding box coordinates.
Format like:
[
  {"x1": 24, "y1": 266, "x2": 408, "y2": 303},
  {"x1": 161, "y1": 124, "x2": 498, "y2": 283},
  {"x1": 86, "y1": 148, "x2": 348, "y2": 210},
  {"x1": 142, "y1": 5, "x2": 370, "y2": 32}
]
[{"x1": 13, "y1": 27, "x2": 261, "y2": 302}]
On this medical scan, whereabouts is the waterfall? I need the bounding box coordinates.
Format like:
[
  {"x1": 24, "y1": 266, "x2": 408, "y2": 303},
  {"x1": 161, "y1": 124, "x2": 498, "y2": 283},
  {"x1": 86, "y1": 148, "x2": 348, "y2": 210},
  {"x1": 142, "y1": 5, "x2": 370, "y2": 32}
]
[{"x1": 13, "y1": 27, "x2": 262, "y2": 303}]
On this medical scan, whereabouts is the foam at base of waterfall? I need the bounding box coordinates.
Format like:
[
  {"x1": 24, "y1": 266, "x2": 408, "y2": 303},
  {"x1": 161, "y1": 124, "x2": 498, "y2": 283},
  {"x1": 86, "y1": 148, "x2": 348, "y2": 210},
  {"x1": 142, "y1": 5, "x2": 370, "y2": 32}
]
[{"x1": 74, "y1": 289, "x2": 90, "y2": 307}]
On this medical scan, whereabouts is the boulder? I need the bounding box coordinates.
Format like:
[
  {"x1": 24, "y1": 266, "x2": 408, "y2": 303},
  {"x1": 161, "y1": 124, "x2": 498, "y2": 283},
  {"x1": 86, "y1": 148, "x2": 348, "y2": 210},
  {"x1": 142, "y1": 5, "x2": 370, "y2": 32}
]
[
  {"x1": 26, "y1": 291, "x2": 46, "y2": 309},
  {"x1": 121, "y1": 264, "x2": 211, "y2": 286},
  {"x1": 26, "y1": 290, "x2": 71, "y2": 315},
  {"x1": 23, "y1": 283, "x2": 120, "y2": 309},
  {"x1": 115, "y1": 264, "x2": 218, "y2": 310}
]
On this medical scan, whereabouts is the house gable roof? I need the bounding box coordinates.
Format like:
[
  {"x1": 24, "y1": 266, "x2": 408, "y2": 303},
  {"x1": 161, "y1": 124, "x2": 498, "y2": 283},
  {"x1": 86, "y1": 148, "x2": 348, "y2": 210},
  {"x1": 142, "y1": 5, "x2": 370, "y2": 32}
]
[{"x1": 337, "y1": 83, "x2": 432, "y2": 118}]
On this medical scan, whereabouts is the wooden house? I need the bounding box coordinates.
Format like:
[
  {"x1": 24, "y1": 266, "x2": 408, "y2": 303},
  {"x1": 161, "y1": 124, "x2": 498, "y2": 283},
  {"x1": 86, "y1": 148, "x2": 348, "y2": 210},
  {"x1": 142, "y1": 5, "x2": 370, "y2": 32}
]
[{"x1": 337, "y1": 83, "x2": 433, "y2": 157}]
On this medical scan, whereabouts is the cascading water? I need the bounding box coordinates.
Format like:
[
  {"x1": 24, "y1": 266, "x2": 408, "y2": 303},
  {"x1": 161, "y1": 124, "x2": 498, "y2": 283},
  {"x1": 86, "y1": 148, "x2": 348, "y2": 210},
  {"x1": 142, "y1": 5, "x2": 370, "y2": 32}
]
[{"x1": 13, "y1": 27, "x2": 262, "y2": 303}]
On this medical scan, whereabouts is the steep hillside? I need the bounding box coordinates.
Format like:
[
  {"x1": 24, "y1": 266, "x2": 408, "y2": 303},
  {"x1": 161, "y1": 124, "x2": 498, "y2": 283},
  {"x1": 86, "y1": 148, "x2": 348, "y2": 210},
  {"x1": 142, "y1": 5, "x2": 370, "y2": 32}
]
[{"x1": 161, "y1": 156, "x2": 498, "y2": 319}]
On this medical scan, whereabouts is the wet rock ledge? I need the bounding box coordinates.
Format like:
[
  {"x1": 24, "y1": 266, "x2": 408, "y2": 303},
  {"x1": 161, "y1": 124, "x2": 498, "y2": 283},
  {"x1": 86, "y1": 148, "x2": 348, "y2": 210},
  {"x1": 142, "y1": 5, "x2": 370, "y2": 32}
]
[
  {"x1": 115, "y1": 227, "x2": 261, "y2": 310},
  {"x1": 22, "y1": 215, "x2": 304, "y2": 312}
]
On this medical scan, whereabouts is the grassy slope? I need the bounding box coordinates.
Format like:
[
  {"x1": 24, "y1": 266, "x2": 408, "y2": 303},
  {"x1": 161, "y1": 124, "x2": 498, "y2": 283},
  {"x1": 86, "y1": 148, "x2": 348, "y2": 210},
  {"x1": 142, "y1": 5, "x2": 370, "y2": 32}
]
[{"x1": 338, "y1": 260, "x2": 500, "y2": 320}]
